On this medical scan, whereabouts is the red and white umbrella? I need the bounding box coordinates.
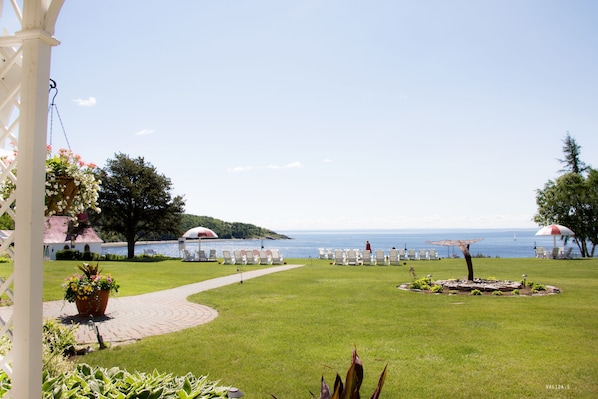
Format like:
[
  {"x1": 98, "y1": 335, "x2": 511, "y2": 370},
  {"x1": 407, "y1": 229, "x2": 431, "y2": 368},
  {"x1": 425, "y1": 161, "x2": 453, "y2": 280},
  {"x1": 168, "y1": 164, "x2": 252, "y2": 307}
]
[
  {"x1": 535, "y1": 224, "x2": 575, "y2": 248},
  {"x1": 182, "y1": 226, "x2": 218, "y2": 250}
]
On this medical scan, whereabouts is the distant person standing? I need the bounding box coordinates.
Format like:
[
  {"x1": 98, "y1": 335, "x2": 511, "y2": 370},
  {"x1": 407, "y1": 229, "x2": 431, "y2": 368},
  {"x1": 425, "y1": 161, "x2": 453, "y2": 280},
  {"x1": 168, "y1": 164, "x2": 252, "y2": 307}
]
[{"x1": 365, "y1": 240, "x2": 372, "y2": 252}]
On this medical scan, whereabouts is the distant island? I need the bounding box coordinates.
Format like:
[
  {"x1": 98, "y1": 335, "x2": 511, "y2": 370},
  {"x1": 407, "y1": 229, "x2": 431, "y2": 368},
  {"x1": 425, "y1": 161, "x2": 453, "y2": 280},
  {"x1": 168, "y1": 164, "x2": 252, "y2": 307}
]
[
  {"x1": 178, "y1": 214, "x2": 291, "y2": 240},
  {"x1": 92, "y1": 214, "x2": 291, "y2": 243}
]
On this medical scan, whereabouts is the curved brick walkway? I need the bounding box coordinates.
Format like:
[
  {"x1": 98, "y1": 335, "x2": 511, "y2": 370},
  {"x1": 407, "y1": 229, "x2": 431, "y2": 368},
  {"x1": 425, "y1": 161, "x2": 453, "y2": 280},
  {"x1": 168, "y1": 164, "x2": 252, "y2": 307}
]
[{"x1": 1, "y1": 264, "x2": 303, "y2": 345}]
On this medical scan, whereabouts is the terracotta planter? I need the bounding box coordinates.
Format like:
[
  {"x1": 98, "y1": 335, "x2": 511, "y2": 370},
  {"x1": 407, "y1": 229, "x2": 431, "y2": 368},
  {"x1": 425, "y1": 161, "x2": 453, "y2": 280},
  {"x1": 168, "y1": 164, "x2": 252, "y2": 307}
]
[
  {"x1": 46, "y1": 176, "x2": 79, "y2": 216},
  {"x1": 75, "y1": 289, "x2": 110, "y2": 317}
]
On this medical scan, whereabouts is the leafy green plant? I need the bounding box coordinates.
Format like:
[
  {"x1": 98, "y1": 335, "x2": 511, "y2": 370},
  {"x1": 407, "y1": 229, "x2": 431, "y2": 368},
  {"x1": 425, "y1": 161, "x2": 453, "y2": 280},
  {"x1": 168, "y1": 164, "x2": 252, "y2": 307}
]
[
  {"x1": 39, "y1": 364, "x2": 229, "y2": 399},
  {"x1": 410, "y1": 277, "x2": 432, "y2": 290},
  {"x1": 471, "y1": 289, "x2": 482, "y2": 296},
  {"x1": 531, "y1": 282, "x2": 546, "y2": 293},
  {"x1": 521, "y1": 280, "x2": 547, "y2": 293},
  {"x1": 511, "y1": 289, "x2": 520, "y2": 296},
  {"x1": 492, "y1": 290, "x2": 503, "y2": 296},
  {"x1": 430, "y1": 284, "x2": 444, "y2": 293}
]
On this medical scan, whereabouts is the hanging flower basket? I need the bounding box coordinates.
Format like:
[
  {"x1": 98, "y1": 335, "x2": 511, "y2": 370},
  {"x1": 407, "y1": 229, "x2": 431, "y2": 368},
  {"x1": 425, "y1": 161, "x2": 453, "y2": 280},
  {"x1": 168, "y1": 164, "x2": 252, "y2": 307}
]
[
  {"x1": 45, "y1": 176, "x2": 79, "y2": 216},
  {"x1": 0, "y1": 146, "x2": 101, "y2": 219}
]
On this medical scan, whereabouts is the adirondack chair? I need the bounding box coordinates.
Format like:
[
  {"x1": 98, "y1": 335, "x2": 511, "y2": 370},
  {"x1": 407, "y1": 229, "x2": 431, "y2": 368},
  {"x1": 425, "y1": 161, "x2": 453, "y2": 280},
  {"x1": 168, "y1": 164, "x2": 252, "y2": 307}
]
[
  {"x1": 362, "y1": 249, "x2": 372, "y2": 265},
  {"x1": 375, "y1": 250, "x2": 385, "y2": 265},
  {"x1": 334, "y1": 249, "x2": 345, "y2": 265},
  {"x1": 388, "y1": 249, "x2": 400, "y2": 265},
  {"x1": 222, "y1": 250, "x2": 235, "y2": 264},
  {"x1": 271, "y1": 249, "x2": 284, "y2": 265}
]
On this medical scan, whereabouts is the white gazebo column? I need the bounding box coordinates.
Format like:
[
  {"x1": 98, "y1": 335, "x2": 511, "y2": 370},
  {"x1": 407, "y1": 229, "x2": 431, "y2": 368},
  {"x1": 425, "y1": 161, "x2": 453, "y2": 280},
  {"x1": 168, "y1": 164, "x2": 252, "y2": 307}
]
[{"x1": 11, "y1": 1, "x2": 64, "y2": 398}]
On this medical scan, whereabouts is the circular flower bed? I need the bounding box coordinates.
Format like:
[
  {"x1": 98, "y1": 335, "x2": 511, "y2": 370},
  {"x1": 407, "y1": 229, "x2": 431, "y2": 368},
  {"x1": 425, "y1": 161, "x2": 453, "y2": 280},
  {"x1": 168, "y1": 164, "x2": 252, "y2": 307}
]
[{"x1": 398, "y1": 277, "x2": 561, "y2": 296}]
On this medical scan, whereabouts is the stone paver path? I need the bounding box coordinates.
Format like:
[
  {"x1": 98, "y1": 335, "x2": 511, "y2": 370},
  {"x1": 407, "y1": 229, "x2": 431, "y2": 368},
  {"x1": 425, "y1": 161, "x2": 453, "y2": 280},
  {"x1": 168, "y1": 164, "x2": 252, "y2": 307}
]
[{"x1": 0, "y1": 264, "x2": 303, "y2": 345}]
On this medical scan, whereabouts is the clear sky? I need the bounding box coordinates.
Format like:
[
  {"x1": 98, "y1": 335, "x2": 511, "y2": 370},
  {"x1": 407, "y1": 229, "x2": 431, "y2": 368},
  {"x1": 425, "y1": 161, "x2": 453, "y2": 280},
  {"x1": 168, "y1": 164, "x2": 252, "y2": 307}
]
[{"x1": 14, "y1": 1, "x2": 598, "y2": 230}]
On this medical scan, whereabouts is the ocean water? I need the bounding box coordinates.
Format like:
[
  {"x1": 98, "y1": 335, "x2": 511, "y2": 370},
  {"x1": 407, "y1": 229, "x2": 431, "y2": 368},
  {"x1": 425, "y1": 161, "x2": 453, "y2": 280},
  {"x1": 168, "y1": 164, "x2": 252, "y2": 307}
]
[{"x1": 102, "y1": 228, "x2": 578, "y2": 259}]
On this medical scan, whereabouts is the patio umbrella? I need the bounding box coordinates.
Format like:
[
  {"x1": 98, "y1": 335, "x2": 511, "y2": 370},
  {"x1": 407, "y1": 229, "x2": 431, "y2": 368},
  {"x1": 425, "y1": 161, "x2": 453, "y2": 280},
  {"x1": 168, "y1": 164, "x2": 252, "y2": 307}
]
[
  {"x1": 182, "y1": 226, "x2": 218, "y2": 251},
  {"x1": 535, "y1": 224, "x2": 575, "y2": 248}
]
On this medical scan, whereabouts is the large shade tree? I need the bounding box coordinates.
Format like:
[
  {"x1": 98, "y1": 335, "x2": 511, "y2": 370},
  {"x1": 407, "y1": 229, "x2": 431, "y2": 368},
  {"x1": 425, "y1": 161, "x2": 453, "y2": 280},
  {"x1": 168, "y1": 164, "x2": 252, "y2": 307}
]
[
  {"x1": 93, "y1": 153, "x2": 185, "y2": 258},
  {"x1": 534, "y1": 133, "x2": 597, "y2": 257}
]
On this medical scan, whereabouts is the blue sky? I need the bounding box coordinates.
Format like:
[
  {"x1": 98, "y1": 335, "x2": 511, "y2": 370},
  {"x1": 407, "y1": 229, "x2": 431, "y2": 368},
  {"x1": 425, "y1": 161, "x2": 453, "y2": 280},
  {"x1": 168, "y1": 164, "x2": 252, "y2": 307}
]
[{"x1": 10, "y1": 1, "x2": 598, "y2": 230}]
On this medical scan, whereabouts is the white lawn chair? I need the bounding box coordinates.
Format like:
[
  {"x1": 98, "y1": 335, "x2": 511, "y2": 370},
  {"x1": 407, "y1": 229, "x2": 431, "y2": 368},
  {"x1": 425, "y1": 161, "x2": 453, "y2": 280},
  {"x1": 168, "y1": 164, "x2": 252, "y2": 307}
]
[
  {"x1": 428, "y1": 249, "x2": 439, "y2": 260},
  {"x1": 362, "y1": 250, "x2": 372, "y2": 265},
  {"x1": 259, "y1": 250, "x2": 271, "y2": 264},
  {"x1": 347, "y1": 250, "x2": 359, "y2": 265},
  {"x1": 398, "y1": 249, "x2": 408, "y2": 260},
  {"x1": 535, "y1": 247, "x2": 546, "y2": 258},
  {"x1": 318, "y1": 248, "x2": 327, "y2": 259},
  {"x1": 418, "y1": 249, "x2": 428, "y2": 260},
  {"x1": 233, "y1": 250, "x2": 246, "y2": 265},
  {"x1": 245, "y1": 250, "x2": 257, "y2": 265},
  {"x1": 197, "y1": 250, "x2": 208, "y2": 262},
  {"x1": 334, "y1": 249, "x2": 345, "y2": 265},
  {"x1": 375, "y1": 250, "x2": 385, "y2": 265},
  {"x1": 182, "y1": 249, "x2": 194, "y2": 262},
  {"x1": 208, "y1": 249, "x2": 217, "y2": 261},
  {"x1": 407, "y1": 249, "x2": 417, "y2": 260},
  {"x1": 271, "y1": 249, "x2": 284, "y2": 264},
  {"x1": 222, "y1": 250, "x2": 235, "y2": 264},
  {"x1": 560, "y1": 247, "x2": 573, "y2": 259},
  {"x1": 389, "y1": 249, "x2": 400, "y2": 265}
]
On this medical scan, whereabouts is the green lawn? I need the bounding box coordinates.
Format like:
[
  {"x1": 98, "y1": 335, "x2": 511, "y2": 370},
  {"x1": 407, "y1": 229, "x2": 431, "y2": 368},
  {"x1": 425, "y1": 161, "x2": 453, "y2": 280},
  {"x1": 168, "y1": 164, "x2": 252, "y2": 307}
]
[
  {"x1": 0, "y1": 259, "x2": 269, "y2": 302},
  {"x1": 64, "y1": 257, "x2": 598, "y2": 398}
]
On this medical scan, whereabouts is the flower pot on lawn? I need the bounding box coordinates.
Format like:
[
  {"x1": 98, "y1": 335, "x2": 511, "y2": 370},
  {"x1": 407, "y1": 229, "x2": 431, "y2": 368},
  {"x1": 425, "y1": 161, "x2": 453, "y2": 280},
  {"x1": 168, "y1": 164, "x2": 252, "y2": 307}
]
[
  {"x1": 75, "y1": 289, "x2": 110, "y2": 317},
  {"x1": 63, "y1": 262, "x2": 119, "y2": 317}
]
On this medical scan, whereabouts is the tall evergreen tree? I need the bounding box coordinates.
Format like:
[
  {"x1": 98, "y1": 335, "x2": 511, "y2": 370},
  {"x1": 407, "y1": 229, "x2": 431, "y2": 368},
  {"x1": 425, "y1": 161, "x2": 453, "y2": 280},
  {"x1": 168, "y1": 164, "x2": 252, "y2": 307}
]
[
  {"x1": 558, "y1": 131, "x2": 588, "y2": 175},
  {"x1": 93, "y1": 153, "x2": 185, "y2": 258}
]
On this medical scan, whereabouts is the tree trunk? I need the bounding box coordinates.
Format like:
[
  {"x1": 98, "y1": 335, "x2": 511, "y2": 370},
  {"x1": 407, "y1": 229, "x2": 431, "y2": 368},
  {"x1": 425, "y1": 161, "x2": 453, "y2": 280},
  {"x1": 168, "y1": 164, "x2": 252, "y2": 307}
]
[
  {"x1": 465, "y1": 253, "x2": 474, "y2": 281},
  {"x1": 458, "y1": 243, "x2": 474, "y2": 281},
  {"x1": 127, "y1": 238, "x2": 136, "y2": 259}
]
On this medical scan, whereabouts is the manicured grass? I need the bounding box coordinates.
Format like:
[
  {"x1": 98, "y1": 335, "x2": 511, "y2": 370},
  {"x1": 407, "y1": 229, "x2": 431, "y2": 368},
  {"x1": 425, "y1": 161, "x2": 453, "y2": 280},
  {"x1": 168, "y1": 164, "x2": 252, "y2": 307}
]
[
  {"x1": 0, "y1": 259, "x2": 268, "y2": 301},
  {"x1": 80, "y1": 257, "x2": 598, "y2": 398}
]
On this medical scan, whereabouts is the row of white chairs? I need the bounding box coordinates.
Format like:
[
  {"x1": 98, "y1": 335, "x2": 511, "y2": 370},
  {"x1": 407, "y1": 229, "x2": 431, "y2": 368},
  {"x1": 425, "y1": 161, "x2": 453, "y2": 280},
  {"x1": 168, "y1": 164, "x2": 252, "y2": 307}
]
[
  {"x1": 535, "y1": 246, "x2": 573, "y2": 259},
  {"x1": 182, "y1": 249, "x2": 217, "y2": 262},
  {"x1": 222, "y1": 249, "x2": 284, "y2": 265},
  {"x1": 319, "y1": 248, "x2": 440, "y2": 265}
]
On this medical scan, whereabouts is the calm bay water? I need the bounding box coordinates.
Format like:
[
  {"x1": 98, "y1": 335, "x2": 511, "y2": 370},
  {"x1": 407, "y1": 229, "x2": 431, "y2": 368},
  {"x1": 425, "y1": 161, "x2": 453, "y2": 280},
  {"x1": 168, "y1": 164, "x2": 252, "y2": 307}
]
[{"x1": 102, "y1": 228, "x2": 576, "y2": 259}]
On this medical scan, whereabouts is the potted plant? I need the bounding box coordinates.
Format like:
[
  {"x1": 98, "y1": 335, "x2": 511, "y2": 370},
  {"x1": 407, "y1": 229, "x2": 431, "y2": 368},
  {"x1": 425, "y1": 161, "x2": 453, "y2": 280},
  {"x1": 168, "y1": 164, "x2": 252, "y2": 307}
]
[
  {"x1": 0, "y1": 146, "x2": 101, "y2": 219},
  {"x1": 63, "y1": 262, "x2": 119, "y2": 317}
]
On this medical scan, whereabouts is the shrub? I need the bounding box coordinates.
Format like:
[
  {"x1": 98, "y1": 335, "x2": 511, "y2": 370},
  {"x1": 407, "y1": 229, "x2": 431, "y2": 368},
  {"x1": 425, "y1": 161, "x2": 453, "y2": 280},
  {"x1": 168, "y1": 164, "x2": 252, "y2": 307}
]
[
  {"x1": 511, "y1": 289, "x2": 520, "y2": 296},
  {"x1": 410, "y1": 277, "x2": 432, "y2": 290},
  {"x1": 471, "y1": 289, "x2": 482, "y2": 296},
  {"x1": 492, "y1": 290, "x2": 503, "y2": 296},
  {"x1": 102, "y1": 253, "x2": 127, "y2": 261},
  {"x1": 430, "y1": 285, "x2": 444, "y2": 293},
  {"x1": 531, "y1": 282, "x2": 546, "y2": 293},
  {"x1": 0, "y1": 324, "x2": 230, "y2": 398},
  {"x1": 56, "y1": 249, "x2": 80, "y2": 260}
]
